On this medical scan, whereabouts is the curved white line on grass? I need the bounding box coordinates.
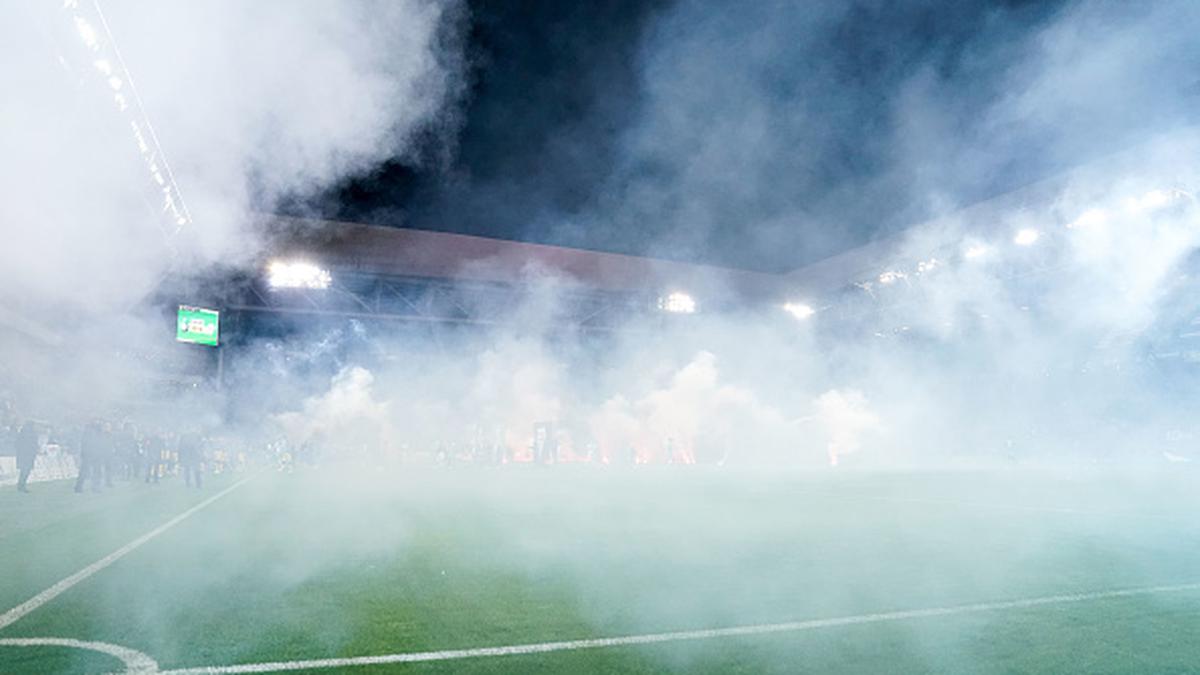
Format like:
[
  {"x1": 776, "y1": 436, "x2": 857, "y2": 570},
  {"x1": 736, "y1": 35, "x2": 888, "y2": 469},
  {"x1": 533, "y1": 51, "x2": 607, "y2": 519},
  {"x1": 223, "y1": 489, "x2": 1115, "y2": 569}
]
[
  {"x1": 0, "y1": 637, "x2": 159, "y2": 674},
  {"x1": 0, "y1": 477, "x2": 251, "y2": 633},
  {"x1": 160, "y1": 581, "x2": 1200, "y2": 674}
]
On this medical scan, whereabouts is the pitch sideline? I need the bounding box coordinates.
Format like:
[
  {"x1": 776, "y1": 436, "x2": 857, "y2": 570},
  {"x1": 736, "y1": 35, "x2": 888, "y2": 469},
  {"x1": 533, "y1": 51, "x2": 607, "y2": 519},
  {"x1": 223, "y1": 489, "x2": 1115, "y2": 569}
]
[
  {"x1": 0, "y1": 476, "x2": 251, "y2": 632},
  {"x1": 156, "y1": 581, "x2": 1200, "y2": 675}
]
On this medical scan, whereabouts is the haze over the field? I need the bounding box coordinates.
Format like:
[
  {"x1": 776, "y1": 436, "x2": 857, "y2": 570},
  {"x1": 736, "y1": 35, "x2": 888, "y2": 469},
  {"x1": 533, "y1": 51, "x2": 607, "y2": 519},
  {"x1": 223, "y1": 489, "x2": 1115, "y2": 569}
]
[
  {"x1": 2, "y1": 0, "x2": 1199, "y2": 464},
  {"x1": 3, "y1": 5, "x2": 1200, "y2": 672}
]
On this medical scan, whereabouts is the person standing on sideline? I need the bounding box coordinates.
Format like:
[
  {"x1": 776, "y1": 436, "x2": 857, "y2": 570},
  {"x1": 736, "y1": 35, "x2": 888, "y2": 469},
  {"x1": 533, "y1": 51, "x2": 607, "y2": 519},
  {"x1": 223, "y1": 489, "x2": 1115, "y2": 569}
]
[
  {"x1": 143, "y1": 431, "x2": 163, "y2": 484},
  {"x1": 15, "y1": 419, "x2": 38, "y2": 493},
  {"x1": 100, "y1": 421, "x2": 117, "y2": 489},
  {"x1": 117, "y1": 422, "x2": 139, "y2": 480},
  {"x1": 74, "y1": 420, "x2": 103, "y2": 493},
  {"x1": 178, "y1": 431, "x2": 203, "y2": 489}
]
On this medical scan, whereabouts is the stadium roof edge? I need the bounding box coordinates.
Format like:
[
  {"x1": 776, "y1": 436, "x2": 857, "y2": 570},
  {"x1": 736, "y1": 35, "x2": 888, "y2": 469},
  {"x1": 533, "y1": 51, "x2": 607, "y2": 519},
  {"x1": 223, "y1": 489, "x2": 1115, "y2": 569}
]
[
  {"x1": 783, "y1": 126, "x2": 1200, "y2": 295},
  {"x1": 263, "y1": 216, "x2": 791, "y2": 302},
  {"x1": 0, "y1": 301, "x2": 64, "y2": 347}
]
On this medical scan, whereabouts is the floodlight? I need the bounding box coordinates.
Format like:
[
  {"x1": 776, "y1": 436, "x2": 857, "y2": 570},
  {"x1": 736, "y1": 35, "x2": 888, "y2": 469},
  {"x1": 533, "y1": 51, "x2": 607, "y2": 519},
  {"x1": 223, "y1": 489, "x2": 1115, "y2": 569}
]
[
  {"x1": 1124, "y1": 189, "x2": 1177, "y2": 214},
  {"x1": 783, "y1": 302, "x2": 815, "y2": 320},
  {"x1": 1067, "y1": 208, "x2": 1106, "y2": 230},
  {"x1": 1140, "y1": 189, "x2": 1171, "y2": 210},
  {"x1": 877, "y1": 270, "x2": 905, "y2": 285},
  {"x1": 1013, "y1": 228, "x2": 1040, "y2": 246},
  {"x1": 963, "y1": 244, "x2": 990, "y2": 260},
  {"x1": 267, "y1": 260, "x2": 333, "y2": 290},
  {"x1": 659, "y1": 291, "x2": 696, "y2": 314},
  {"x1": 74, "y1": 16, "x2": 98, "y2": 48}
]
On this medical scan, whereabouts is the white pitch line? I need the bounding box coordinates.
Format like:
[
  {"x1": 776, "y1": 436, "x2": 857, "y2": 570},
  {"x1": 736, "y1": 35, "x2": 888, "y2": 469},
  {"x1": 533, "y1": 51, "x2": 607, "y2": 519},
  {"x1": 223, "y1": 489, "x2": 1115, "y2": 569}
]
[
  {"x1": 0, "y1": 637, "x2": 159, "y2": 674},
  {"x1": 796, "y1": 490, "x2": 1102, "y2": 516},
  {"x1": 160, "y1": 582, "x2": 1200, "y2": 675},
  {"x1": 0, "y1": 477, "x2": 251, "y2": 632},
  {"x1": 792, "y1": 487, "x2": 1199, "y2": 520}
]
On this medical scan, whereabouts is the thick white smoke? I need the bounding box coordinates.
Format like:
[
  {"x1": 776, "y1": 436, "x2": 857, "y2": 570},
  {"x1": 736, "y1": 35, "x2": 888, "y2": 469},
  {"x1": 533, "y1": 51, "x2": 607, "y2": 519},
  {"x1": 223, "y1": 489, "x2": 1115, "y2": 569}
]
[
  {"x1": 274, "y1": 366, "x2": 392, "y2": 456},
  {"x1": 812, "y1": 389, "x2": 879, "y2": 467},
  {"x1": 7, "y1": 6, "x2": 1200, "y2": 673},
  {"x1": 0, "y1": 0, "x2": 465, "y2": 416},
  {"x1": 251, "y1": 0, "x2": 1200, "y2": 472}
]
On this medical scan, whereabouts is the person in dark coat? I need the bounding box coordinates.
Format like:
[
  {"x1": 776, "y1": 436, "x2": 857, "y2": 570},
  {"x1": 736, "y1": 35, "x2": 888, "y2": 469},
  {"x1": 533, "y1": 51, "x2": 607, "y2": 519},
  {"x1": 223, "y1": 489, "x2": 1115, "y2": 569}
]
[
  {"x1": 100, "y1": 421, "x2": 116, "y2": 488},
  {"x1": 15, "y1": 420, "x2": 38, "y2": 493},
  {"x1": 74, "y1": 420, "x2": 105, "y2": 493},
  {"x1": 178, "y1": 432, "x2": 203, "y2": 489},
  {"x1": 143, "y1": 432, "x2": 163, "y2": 484},
  {"x1": 116, "y1": 422, "x2": 139, "y2": 480}
]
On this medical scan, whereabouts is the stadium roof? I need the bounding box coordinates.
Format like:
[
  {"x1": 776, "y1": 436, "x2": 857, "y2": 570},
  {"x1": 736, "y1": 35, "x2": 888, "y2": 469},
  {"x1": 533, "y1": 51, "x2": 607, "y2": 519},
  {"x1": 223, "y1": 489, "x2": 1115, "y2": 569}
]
[
  {"x1": 268, "y1": 216, "x2": 791, "y2": 303},
  {"x1": 268, "y1": 133, "x2": 1196, "y2": 310}
]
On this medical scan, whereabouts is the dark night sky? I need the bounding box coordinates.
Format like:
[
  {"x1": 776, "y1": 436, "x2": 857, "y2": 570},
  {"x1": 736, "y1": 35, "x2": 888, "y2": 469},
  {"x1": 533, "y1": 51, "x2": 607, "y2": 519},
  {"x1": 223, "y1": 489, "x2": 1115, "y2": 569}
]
[{"x1": 290, "y1": 0, "x2": 1194, "y2": 273}]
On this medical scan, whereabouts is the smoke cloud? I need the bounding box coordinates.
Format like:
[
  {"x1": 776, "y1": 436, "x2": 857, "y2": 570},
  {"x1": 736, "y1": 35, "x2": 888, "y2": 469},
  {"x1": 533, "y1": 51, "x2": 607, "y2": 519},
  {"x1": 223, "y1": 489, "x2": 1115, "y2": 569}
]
[
  {"x1": 0, "y1": 0, "x2": 465, "y2": 416},
  {"x1": 4, "y1": 2, "x2": 1200, "y2": 671}
]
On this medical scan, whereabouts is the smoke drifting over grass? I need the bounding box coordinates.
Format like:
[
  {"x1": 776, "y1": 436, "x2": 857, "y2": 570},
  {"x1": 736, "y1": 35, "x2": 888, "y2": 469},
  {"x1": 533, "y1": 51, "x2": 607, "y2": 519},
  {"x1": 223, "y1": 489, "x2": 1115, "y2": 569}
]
[{"x1": 4, "y1": 3, "x2": 1200, "y2": 671}]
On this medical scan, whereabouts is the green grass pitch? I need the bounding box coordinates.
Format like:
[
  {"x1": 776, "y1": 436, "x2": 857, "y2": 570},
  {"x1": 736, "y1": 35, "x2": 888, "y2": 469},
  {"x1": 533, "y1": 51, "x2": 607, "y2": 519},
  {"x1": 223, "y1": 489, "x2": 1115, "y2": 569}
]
[{"x1": 2, "y1": 465, "x2": 1199, "y2": 673}]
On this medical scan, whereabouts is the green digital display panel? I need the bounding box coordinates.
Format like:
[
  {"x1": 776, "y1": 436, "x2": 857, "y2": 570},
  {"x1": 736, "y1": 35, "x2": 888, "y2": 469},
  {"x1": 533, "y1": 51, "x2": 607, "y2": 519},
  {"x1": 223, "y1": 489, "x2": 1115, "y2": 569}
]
[{"x1": 176, "y1": 305, "x2": 219, "y2": 346}]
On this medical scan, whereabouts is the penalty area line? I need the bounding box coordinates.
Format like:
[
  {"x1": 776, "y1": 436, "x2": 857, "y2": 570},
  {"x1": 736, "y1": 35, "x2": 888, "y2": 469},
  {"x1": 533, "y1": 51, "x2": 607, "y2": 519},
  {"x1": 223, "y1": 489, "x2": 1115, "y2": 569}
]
[
  {"x1": 0, "y1": 476, "x2": 252, "y2": 633},
  {"x1": 160, "y1": 581, "x2": 1200, "y2": 674}
]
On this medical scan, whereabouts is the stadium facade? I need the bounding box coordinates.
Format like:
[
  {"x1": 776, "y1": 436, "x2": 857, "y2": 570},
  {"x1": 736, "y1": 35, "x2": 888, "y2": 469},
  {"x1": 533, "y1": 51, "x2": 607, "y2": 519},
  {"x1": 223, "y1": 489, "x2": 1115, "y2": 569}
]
[{"x1": 222, "y1": 216, "x2": 792, "y2": 331}]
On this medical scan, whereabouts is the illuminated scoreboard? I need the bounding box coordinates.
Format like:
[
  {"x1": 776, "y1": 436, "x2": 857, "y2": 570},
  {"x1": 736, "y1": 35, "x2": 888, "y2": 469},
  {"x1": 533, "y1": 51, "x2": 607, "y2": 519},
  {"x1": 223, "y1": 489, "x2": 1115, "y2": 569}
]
[{"x1": 176, "y1": 305, "x2": 219, "y2": 347}]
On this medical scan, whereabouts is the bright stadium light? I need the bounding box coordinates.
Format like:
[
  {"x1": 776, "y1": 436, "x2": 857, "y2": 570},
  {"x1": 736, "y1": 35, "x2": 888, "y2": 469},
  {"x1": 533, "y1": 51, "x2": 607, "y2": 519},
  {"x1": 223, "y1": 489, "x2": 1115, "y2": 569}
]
[
  {"x1": 963, "y1": 243, "x2": 990, "y2": 260},
  {"x1": 783, "y1": 302, "x2": 816, "y2": 320},
  {"x1": 1140, "y1": 189, "x2": 1170, "y2": 211},
  {"x1": 74, "y1": 16, "x2": 99, "y2": 49},
  {"x1": 659, "y1": 291, "x2": 697, "y2": 314},
  {"x1": 267, "y1": 260, "x2": 332, "y2": 290},
  {"x1": 1124, "y1": 189, "x2": 1172, "y2": 214},
  {"x1": 1014, "y1": 228, "x2": 1040, "y2": 246},
  {"x1": 1067, "y1": 208, "x2": 1107, "y2": 230},
  {"x1": 877, "y1": 270, "x2": 906, "y2": 285}
]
